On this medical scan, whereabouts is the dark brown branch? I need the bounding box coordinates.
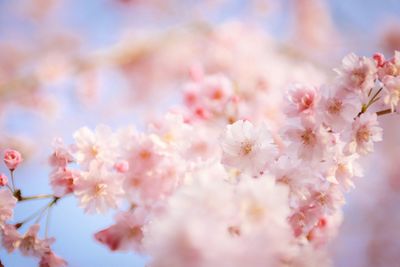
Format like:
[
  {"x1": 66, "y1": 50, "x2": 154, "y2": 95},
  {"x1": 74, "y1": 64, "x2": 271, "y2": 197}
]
[{"x1": 376, "y1": 108, "x2": 394, "y2": 116}]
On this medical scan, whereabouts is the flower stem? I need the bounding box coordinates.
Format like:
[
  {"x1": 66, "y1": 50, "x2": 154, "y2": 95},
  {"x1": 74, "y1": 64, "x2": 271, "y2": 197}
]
[
  {"x1": 10, "y1": 170, "x2": 16, "y2": 192},
  {"x1": 15, "y1": 197, "x2": 61, "y2": 229},
  {"x1": 19, "y1": 194, "x2": 54, "y2": 202}
]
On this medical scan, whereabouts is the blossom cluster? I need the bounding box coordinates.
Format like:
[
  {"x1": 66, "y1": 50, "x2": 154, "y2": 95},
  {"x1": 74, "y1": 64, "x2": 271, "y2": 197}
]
[
  {"x1": 0, "y1": 149, "x2": 67, "y2": 267},
  {"x1": 37, "y1": 51, "x2": 399, "y2": 266}
]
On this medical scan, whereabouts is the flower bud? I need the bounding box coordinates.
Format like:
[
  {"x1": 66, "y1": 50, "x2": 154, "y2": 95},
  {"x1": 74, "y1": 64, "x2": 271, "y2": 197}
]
[
  {"x1": 4, "y1": 149, "x2": 23, "y2": 171},
  {"x1": 114, "y1": 160, "x2": 129, "y2": 173},
  {"x1": 0, "y1": 173, "x2": 8, "y2": 186}
]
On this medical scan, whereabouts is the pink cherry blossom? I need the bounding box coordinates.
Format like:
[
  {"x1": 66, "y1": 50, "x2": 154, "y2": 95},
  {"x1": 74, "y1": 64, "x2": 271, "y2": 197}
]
[
  {"x1": 0, "y1": 189, "x2": 17, "y2": 226},
  {"x1": 95, "y1": 208, "x2": 146, "y2": 252},
  {"x1": 220, "y1": 120, "x2": 277, "y2": 176},
  {"x1": 286, "y1": 85, "x2": 320, "y2": 117},
  {"x1": 348, "y1": 113, "x2": 383, "y2": 155},
  {"x1": 39, "y1": 251, "x2": 67, "y2": 267},
  {"x1": 74, "y1": 161, "x2": 124, "y2": 214},
  {"x1": 49, "y1": 168, "x2": 77, "y2": 197},
  {"x1": 3, "y1": 149, "x2": 23, "y2": 171},
  {"x1": 319, "y1": 87, "x2": 361, "y2": 131},
  {"x1": 285, "y1": 118, "x2": 330, "y2": 162},
  {"x1": 19, "y1": 224, "x2": 54, "y2": 257},
  {"x1": 383, "y1": 75, "x2": 400, "y2": 111},
  {"x1": 144, "y1": 167, "x2": 294, "y2": 267},
  {"x1": 1, "y1": 224, "x2": 21, "y2": 253},
  {"x1": 48, "y1": 138, "x2": 74, "y2": 168},
  {"x1": 335, "y1": 53, "x2": 377, "y2": 95},
  {"x1": 149, "y1": 113, "x2": 194, "y2": 151},
  {"x1": 73, "y1": 125, "x2": 119, "y2": 168}
]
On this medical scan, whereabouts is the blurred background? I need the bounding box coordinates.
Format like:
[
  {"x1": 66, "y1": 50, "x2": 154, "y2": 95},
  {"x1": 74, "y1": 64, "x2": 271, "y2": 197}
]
[{"x1": 0, "y1": 0, "x2": 400, "y2": 266}]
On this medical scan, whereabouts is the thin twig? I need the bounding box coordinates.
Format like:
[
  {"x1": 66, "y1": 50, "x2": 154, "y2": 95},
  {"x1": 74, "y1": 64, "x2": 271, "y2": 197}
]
[
  {"x1": 45, "y1": 206, "x2": 53, "y2": 238},
  {"x1": 377, "y1": 108, "x2": 394, "y2": 116},
  {"x1": 19, "y1": 194, "x2": 54, "y2": 202},
  {"x1": 10, "y1": 170, "x2": 15, "y2": 191},
  {"x1": 16, "y1": 203, "x2": 51, "y2": 228}
]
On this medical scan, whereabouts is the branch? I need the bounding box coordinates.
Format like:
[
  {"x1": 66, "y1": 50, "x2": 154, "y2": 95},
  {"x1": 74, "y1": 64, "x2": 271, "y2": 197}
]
[{"x1": 377, "y1": 108, "x2": 394, "y2": 116}]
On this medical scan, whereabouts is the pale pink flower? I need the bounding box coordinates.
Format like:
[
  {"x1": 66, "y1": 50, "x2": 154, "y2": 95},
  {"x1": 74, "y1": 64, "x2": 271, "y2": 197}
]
[
  {"x1": 48, "y1": 138, "x2": 73, "y2": 168},
  {"x1": 383, "y1": 75, "x2": 400, "y2": 111},
  {"x1": 335, "y1": 53, "x2": 377, "y2": 94},
  {"x1": 74, "y1": 161, "x2": 124, "y2": 214},
  {"x1": 285, "y1": 119, "x2": 330, "y2": 162},
  {"x1": 39, "y1": 251, "x2": 67, "y2": 267},
  {"x1": 149, "y1": 113, "x2": 193, "y2": 152},
  {"x1": 50, "y1": 168, "x2": 77, "y2": 197},
  {"x1": 220, "y1": 120, "x2": 277, "y2": 176},
  {"x1": 309, "y1": 185, "x2": 345, "y2": 216},
  {"x1": 127, "y1": 134, "x2": 163, "y2": 175},
  {"x1": 1, "y1": 224, "x2": 21, "y2": 253},
  {"x1": 19, "y1": 224, "x2": 54, "y2": 257},
  {"x1": 144, "y1": 168, "x2": 294, "y2": 267},
  {"x1": 95, "y1": 208, "x2": 146, "y2": 252},
  {"x1": 319, "y1": 87, "x2": 361, "y2": 131},
  {"x1": 348, "y1": 113, "x2": 383, "y2": 155},
  {"x1": 0, "y1": 189, "x2": 17, "y2": 226},
  {"x1": 0, "y1": 173, "x2": 8, "y2": 186},
  {"x1": 73, "y1": 125, "x2": 119, "y2": 167},
  {"x1": 306, "y1": 211, "x2": 343, "y2": 249},
  {"x1": 286, "y1": 85, "x2": 320, "y2": 117},
  {"x1": 3, "y1": 149, "x2": 23, "y2": 171},
  {"x1": 272, "y1": 156, "x2": 313, "y2": 204},
  {"x1": 124, "y1": 156, "x2": 184, "y2": 203},
  {"x1": 322, "y1": 152, "x2": 362, "y2": 191},
  {"x1": 183, "y1": 74, "x2": 234, "y2": 120}
]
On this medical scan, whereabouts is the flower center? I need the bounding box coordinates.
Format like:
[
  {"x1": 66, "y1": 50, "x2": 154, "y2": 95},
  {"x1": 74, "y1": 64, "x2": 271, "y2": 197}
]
[
  {"x1": 94, "y1": 183, "x2": 107, "y2": 196},
  {"x1": 128, "y1": 226, "x2": 143, "y2": 239},
  {"x1": 351, "y1": 69, "x2": 366, "y2": 86},
  {"x1": 300, "y1": 94, "x2": 313, "y2": 111},
  {"x1": 327, "y1": 99, "x2": 342, "y2": 114},
  {"x1": 139, "y1": 149, "x2": 151, "y2": 160},
  {"x1": 356, "y1": 126, "x2": 370, "y2": 143},
  {"x1": 301, "y1": 129, "x2": 316, "y2": 146},
  {"x1": 241, "y1": 142, "x2": 253, "y2": 155}
]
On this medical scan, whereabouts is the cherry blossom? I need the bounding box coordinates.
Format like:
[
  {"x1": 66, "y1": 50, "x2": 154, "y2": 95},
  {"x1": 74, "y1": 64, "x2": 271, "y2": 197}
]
[
  {"x1": 348, "y1": 113, "x2": 383, "y2": 155},
  {"x1": 0, "y1": 189, "x2": 17, "y2": 226},
  {"x1": 383, "y1": 75, "x2": 400, "y2": 111},
  {"x1": 1, "y1": 224, "x2": 21, "y2": 253},
  {"x1": 319, "y1": 87, "x2": 361, "y2": 131},
  {"x1": 39, "y1": 251, "x2": 68, "y2": 267},
  {"x1": 73, "y1": 125, "x2": 119, "y2": 168},
  {"x1": 49, "y1": 168, "x2": 77, "y2": 197},
  {"x1": 286, "y1": 85, "x2": 320, "y2": 117},
  {"x1": 74, "y1": 161, "x2": 124, "y2": 214},
  {"x1": 19, "y1": 224, "x2": 54, "y2": 257},
  {"x1": 285, "y1": 118, "x2": 330, "y2": 162},
  {"x1": 335, "y1": 53, "x2": 377, "y2": 95},
  {"x1": 95, "y1": 208, "x2": 146, "y2": 252},
  {"x1": 220, "y1": 120, "x2": 276, "y2": 176}
]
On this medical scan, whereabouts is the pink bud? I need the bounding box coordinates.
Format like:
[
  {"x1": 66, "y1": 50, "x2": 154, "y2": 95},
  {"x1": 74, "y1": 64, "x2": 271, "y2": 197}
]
[
  {"x1": 4, "y1": 149, "x2": 23, "y2": 171},
  {"x1": 373, "y1": 53, "x2": 385, "y2": 67},
  {"x1": 114, "y1": 161, "x2": 129, "y2": 173},
  {"x1": 0, "y1": 173, "x2": 8, "y2": 186}
]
